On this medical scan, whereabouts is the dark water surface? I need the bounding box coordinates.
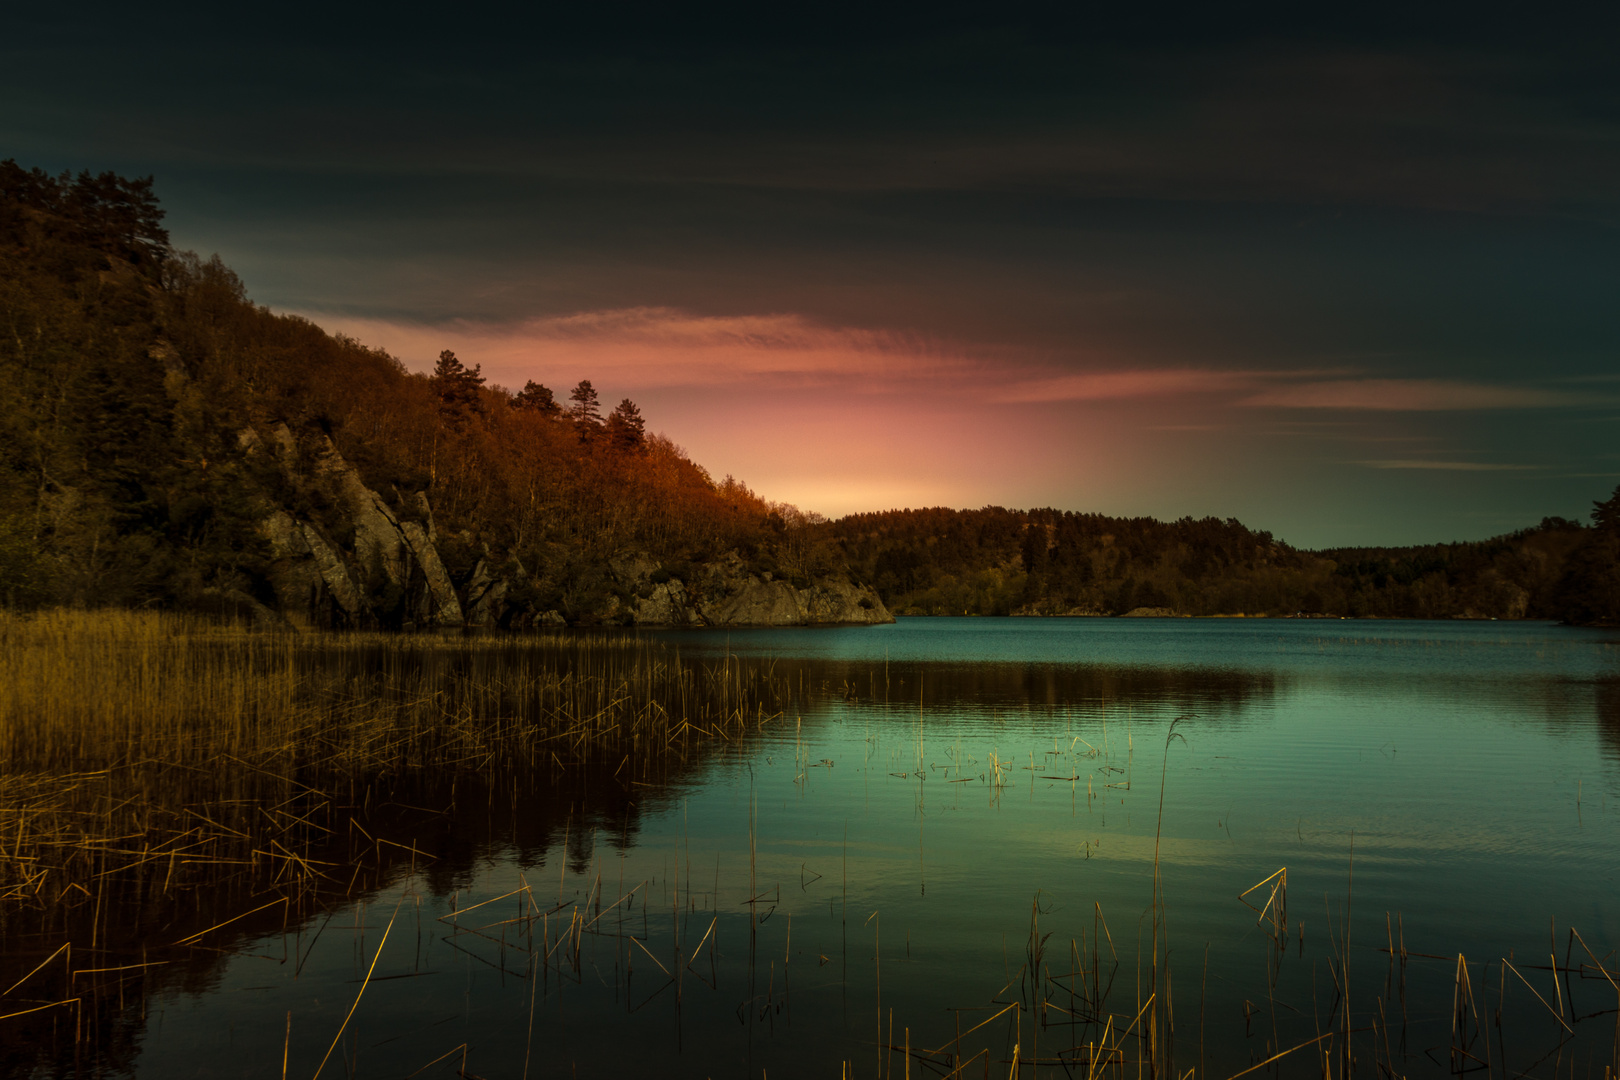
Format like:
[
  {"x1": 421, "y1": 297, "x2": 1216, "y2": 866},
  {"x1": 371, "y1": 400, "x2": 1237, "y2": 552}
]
[{"x1": 51, "y1": 620, "x2": 1620, "y2": 1077}]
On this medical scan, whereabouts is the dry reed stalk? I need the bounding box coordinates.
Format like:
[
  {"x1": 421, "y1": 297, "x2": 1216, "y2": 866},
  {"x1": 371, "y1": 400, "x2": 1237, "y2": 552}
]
[
  {"x1": 308, "y1": 916, "x2": 404, "y2": 1074},
  {"x1": 3, "y1": 940, "x2": 69, "y2": 995},
  {"x1": 1503, "y1": 960, "x2": 1575, "y2": 1034},
  {"x1": 1222, "y1": 1029, "x2": 1347, "y2": 1080},
  {"x1": 0, "y1": 997, "x2": 78, "y2": 1022}
]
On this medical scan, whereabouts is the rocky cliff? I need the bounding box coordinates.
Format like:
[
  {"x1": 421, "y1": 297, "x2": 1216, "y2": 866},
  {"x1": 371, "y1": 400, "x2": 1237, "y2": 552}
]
[{"x1": 246, "y1": 425, "x2": 892, "y2": 630}]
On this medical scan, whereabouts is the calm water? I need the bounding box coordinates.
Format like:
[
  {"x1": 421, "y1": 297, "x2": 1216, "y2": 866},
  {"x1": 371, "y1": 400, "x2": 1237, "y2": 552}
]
[{"x1": 62, "y1": 620, "x2": 1620, "y2": 1077}]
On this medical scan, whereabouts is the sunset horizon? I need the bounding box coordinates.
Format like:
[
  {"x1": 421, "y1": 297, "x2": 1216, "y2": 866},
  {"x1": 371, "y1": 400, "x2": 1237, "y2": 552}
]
[{"x1": 8, "y1": 2, "x2": 1617, "y2": 549}]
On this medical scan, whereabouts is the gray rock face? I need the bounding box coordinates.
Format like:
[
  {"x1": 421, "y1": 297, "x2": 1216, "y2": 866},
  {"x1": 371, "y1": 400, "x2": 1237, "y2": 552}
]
[
  {"x1": 700, "y1": 577, "x2": 803, "y2": 626},
  {"x1": 301, "y1": 522, "x2": 368, "y2": 618},
  {"x1": 246, "y1": 423, "x2": 892, "y2": 631},
  {"x1": 612, "y1": 550, "x2": 893, "y2": 627},
  {"x1": 259, "y1": 510, "x2": 319, "y2": 616},
  {"x1": 250, "y1": 425, "x2": 463, "y2": 628},
  {"x1": 259, "y1": 509, "x2": 368, "y2": 625},
  {"x1": 400, "y1": 520, "x2": 463, "y2": 626},
  {"x1": 463, "y1": 558, "x2": 508, "y2": 627},
  {"x1": 634, "y1": 581, "x2": 703, "y2": 625},
  {"x1": 313, "y1": 439, "x2": 410, "y2": 586}
]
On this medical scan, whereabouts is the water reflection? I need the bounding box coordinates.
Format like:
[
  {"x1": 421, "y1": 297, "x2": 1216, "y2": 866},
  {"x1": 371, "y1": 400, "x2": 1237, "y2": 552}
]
[
  {"x1": 3, "y1": 619, "x2": 1617, "y2": 1079},
  {"x1": 0, "y1": 749, "x2": 715, "y2": 1079},
  {"x1": 783, "y1": 659, "x2": 1276, "y2": 721},
  {"x1": 1598, "y1": 679, "x2": 1620, "y2": 764}
]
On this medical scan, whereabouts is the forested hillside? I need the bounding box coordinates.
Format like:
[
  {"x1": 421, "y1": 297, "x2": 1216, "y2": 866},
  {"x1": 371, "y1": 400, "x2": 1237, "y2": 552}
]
[
  {"x1": 2, "y1": 161, "x2": 1614, "y2": 626},
  {"x1": 0, "y1": 161, "x2": 834, "y2": 622},
  {"x1": 823, "y1": 501, "x2": 1617, "y2": 623}
]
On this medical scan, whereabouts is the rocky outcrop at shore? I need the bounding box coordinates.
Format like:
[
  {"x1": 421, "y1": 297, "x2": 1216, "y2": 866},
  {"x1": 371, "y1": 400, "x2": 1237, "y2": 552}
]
[
  {"x1": 1009, "y1": 600, "x2": 1109, "y2": 617},
  {"x1": 616, "y1": 552, "x2": 891, "y2": 627},
  {"x1": 246, "y1": 424, "x2": 891, "y2": 630}
]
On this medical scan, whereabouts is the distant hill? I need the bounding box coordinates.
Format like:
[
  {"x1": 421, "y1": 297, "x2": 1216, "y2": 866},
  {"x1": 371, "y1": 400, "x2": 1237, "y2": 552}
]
[{"x1": 822, "y1": 502, "x2": 1617, "y2": 624}]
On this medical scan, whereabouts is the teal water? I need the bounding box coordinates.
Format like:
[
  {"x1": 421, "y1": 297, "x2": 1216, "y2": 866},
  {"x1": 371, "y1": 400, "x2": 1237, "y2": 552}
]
[{"x1": 126, "y1": 619, "x2": 1620, "y2": 1078}]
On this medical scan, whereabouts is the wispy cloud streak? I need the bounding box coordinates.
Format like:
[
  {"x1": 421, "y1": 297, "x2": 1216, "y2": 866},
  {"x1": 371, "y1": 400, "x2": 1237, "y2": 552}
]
[
  {"x1": 317, "y1": 309, "x2": 1608, "y2": 422},
  {"x1": 1244, "y1": 379, "x2": 1588, "y2": 411},
  {"x1": 990, "y1": 369, "x2": 1262, "y2": 403},
  {"x1": 1356, "y1": 460, "x2": 1538, "y2": 471},
  {"x1": 319, "y1": 308, "x2": 984, "y2": 389}
]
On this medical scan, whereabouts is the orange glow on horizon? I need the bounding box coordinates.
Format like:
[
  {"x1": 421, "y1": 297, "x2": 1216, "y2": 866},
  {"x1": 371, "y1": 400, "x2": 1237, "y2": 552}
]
[{"x1": 298, "y1": 307, "x2": 1594, "y2": 538}]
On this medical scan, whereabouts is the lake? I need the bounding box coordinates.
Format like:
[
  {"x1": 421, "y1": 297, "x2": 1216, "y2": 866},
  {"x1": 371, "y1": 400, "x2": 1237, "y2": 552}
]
[{"x1": 6, "y1": 617, "x2": 1619, "y2": 1079}]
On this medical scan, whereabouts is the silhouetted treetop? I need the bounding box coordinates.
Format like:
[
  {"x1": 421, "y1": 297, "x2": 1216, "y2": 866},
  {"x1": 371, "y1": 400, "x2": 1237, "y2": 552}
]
[
  {"x1": 605, "y1": 398, "x2": 645, "y2": 451},
  {"x1": 513, "y1": 380, "x2": 560, "y2": 416},
  {"x1": 0, "y1": 159, "x2": 169, "y2": 275},
  {"x1": 1594, "y1": 484, "x2": 1620, "y2": 533},
  {"x1": 569, "y1": 379, "x2": 601, "y2": 424},
  {"x1": 432, "y1": 349, "x2": 485, "y2": 415}
]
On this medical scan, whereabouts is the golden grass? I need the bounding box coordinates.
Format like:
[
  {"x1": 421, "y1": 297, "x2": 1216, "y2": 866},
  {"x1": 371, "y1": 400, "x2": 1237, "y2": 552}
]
[{"x1": 0, "y1": 608, "x2": 791, "y2": 908}]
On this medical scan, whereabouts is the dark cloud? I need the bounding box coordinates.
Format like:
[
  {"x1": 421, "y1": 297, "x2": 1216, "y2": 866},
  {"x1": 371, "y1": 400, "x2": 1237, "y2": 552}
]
[{"x1": 5, "y1": 0, "x2": 1618, "y2": 541}]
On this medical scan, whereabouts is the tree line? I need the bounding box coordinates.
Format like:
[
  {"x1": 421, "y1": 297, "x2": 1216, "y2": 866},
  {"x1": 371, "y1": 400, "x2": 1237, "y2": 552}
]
[{"x1": 815, "y1": 499, "x2": 1617, "y2": 623}]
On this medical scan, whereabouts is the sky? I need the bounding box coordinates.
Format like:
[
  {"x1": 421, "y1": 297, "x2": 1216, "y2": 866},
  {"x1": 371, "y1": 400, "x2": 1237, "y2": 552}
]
[{"x1": 6, "y1": 1, "x2": 1620, "y2": 548}]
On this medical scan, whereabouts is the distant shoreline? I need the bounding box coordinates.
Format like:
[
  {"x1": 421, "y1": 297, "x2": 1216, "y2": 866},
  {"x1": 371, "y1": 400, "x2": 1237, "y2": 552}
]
[{"x1": 889, "y1": 611, "x2": 1571, "y2": 622}]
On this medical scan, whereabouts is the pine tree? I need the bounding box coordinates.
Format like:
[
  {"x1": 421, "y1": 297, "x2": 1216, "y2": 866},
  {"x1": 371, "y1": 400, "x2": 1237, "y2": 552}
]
[
  {"x1": 513, "y1": 380, "x2": 560, "y2": 416},
  {"x1": 432, "y1": 350, "x2": 485, "y2": 415},
  {"x1": 605, "y1": 398, "x2": 646, "y2": 451},
  {"x1": 1594, "y1": 484, "x2": 1620, "y2": 534},
  {"x1": 569, "y1": 379, "x2": 601, "y2": 424}
]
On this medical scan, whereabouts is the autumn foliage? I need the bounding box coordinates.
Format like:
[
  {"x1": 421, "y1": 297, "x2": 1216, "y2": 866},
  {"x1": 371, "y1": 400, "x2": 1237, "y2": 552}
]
[{"x1": 0, "y1": 161, "x2": 781, "y2": 614}]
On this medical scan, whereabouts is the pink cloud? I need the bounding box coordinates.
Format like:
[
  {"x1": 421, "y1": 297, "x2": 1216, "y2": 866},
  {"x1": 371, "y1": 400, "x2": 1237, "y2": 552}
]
[
  {"x1": 311, "y1": 307, "x2": 988, "y2": 390},
  {"x1": 309, "y1": 307, "x2": 1602, "y2": 422},
  {"x1": 991, "y1": 368, "x2": 1265, "y2": 403},
  {"x1": 287, "y1": 306, "x2": 1600, "y2": 529}
]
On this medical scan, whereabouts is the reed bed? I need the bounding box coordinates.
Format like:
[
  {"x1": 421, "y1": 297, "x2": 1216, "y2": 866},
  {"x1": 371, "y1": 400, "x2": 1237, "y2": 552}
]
[{"x1": 0, "y1": 609, "x2": 792, "y2": 911}]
